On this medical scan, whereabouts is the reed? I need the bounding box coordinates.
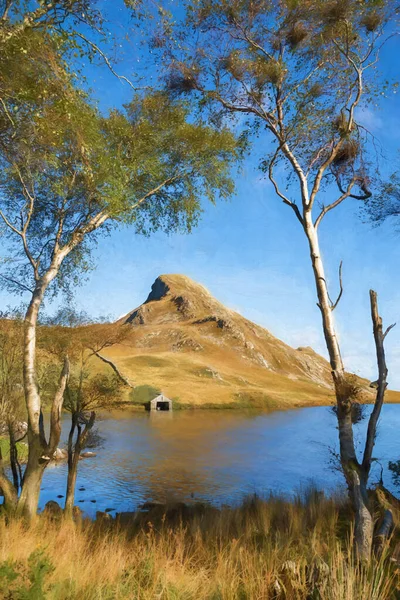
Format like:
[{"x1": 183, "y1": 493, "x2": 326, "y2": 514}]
[{"x1": 0, "y1": 490, "x2": 398, "y2": 599}]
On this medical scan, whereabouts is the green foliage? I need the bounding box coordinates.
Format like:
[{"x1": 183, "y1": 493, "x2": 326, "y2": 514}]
[
  {"x1": 388, "y1": 460, "x2": 400, "y2": 488},
  {"x1": 0, "y1": 550, "x2": 54, "y2": 599},
  {"x1": 65, "y1": 371, "x2": 122, "y2": 414},
  {"x1": 0, "y1": 438, "x2": 28, "y2": 463},
  {"x1": 365, "y1": 174, "x2": 400, "y2": 226},
  {"x1": 0, "y1": 316, "x2": 25, "y2": 424},
  {"x1": 129, "y1": 385, "x2": 161, "y2": 406},
  {"x1": 0, "y1": 7, "x2": 240, "y2": 300}
]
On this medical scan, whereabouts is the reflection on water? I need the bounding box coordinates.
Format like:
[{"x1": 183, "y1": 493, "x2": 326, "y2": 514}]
[{"x1": 36, "y1": 404, "x2": 400, "y2": 517}]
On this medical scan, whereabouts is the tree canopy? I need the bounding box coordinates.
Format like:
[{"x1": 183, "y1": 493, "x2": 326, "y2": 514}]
[
  {"x1": 0, "y1": 25, "x2": 240, "y2": 297},
  {"x1": 162, "y1": 0, "x2": 398, "y2": 222}
]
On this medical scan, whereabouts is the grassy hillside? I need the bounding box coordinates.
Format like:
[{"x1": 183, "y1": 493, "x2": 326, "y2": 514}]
[{"x1": 87, "y1": 274, "x2": 400, "y2": 409}]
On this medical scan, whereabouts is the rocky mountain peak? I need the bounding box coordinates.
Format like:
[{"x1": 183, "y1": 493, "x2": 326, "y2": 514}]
[{"x1": 144, "y1": 276, "x2": 171, "y2": 303}]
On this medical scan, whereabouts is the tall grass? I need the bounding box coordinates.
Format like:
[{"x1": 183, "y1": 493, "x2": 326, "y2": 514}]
[{"x1": 0, "y1": 491, "x2": 398, "y2": 599}]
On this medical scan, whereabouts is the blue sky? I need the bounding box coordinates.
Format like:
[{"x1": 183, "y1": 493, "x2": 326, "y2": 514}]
[{"x1": 2, "y1": 1, "x2": 400, "y2": 388}]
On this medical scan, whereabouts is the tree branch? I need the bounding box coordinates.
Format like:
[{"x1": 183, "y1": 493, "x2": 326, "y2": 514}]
[
  {"x1": 0, "y1": 273, "x2": 34, "y2": 294},
  {"x1": 74, "y1": 32, "x2": 138, "y2": 90},
  {"x1": 46, "y1": 355, "x2": 69, "y2": 457},
  {"x1": 268, "y1": 147, "x2": 303, "y2": 226},
  {"x1": 314, "y1": 181, "x2": 356, "y2": 229},
  {"x1": 331, "y1": 261, "x2": 343, "y2": 311},
  {"x1": 362, "y1": 291, "x2": 394, "y2": 474},
  {"x1": 93, "y1": 351, "x2": 134, "y2": 388}
]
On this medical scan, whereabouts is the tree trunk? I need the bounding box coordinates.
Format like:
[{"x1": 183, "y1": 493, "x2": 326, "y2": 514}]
[
  {"x1": 65, "y1": 416, "x2": 80, "y2": 517},
  {"x1": 303, "y1": 213, "x2": 373, "y2": 559},
  {"x1": 304, "y1": 215, "x2": 357, "y2": 463},
  {"x1": 16, "y1": 286, "x2": 47, "y2": 519},
  {"x1": 15, "y1": 434, "x2": 47, "y2": 518},
  {"x1": 65, "y1": 450, "x2": 80, "y2": 517},
  {"x1": 17, "y1": 280, "x2": 69, "y2": 520},
  {"x1": 0, "y1": 444, "x2": 18, "y2": 512},
  {"x1": 353, "y1": 471, "x2": 374, "y2": 561},
  {"x1": 65, "y1": 411, "x2": 95, "y2": 517},
  {"x1": 8, "y1": 421, "x2": 20, "y2": 492}
]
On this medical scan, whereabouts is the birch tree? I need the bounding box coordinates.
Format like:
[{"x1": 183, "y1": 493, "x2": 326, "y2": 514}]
[
  {"x1": 162, "y1": 0, "x2": 398, "y2": 559},
  {"x1": 0, "y1": 20, "x2": 239, "y2": 518}
]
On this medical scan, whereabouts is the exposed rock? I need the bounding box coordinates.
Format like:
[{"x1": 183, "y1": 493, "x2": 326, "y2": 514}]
[
  {"x1": 145, "y1": 276, "x2": 171, "y2": 303},
  {"x1": 203, "y1": 367, "x2": 222, "y2": 381},
  {"x1": 173, "y1": 295, "x2": 196, "y2": 318},
  {"x1": 124, "y1": 305, "x2": 147, "y2": 325},
  {"x1": 96, "y1": 511, "x2": 112, "y2": 523},
  {"x1": 80, "y1": 451, "x2": 96, "y2": 459},
  {"x1": 140, "y1": 500, "x2": 164, "y2": 511},
  {"x1": 0, "y1": 420, "x2": 27, "y2": 440},
  {"x1": 172, "y1": 335, "x2": 203, "y2": 352},
  {"x1": 43, "y1": 500, "x2": 62, "y2": 519},
  {"x1": 116, "y1": 511, "x2": 137, "y2": 526},
  {"x1": 256, "y1": 353, "x2": 270, "y2": 369},
  {"x1": 53, "y1": 448, "x2": 68, "y2": 461}
]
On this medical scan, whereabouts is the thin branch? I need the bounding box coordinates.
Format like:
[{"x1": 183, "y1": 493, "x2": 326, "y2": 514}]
[
  {"x1": 268, "y1": 147, "x2": 303, "y2": 226},
  {"x1": 0, "y1": 274, "x2": 34, "y2": 294},
  {"x1": 1, "y1": 0, "x2": 13, "y2": 21},
  {"x1": 362, "y1": 291, "x2": 393, "y2": 473},
  {"x1": 314, "y1": 181, "x2": 356, "y2": 229},
  {"x1": 331, "y1": 261, "x2": 343, "y2": 311},
  {"x1": 0, "y1": 210, "x2": 22, "y2": 237},
  {"x1": 0, "y1": 96, "x2": 16, "y2": 132},
  {"x1": 337, "y1": 178, "x2": 372, "y2": 201},
  {"x1": 74, "y1": 32, "x2": 138, "y2": 90},
  {"x1": 383, "y1": 323, "x2": 396, "y2": 340},
  {"x1": 93, "y1": 351, "x2": 134, "y2": 388}
]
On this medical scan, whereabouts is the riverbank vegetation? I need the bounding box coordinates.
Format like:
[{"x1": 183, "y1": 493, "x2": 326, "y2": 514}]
[{"x1": 1, "y1": 490, "x2": 399, "y2": 599}]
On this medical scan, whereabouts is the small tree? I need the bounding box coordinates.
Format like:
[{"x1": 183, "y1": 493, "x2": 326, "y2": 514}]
[
  {"x1": 163, "y1": 0, "x2": 398, "y2": 559},
  {"x1": 42, "y1": 316, "x2": 129, "y2": 516},
  {"x1": 63, "y1": 359, "x2": 123, "y2": 516}
]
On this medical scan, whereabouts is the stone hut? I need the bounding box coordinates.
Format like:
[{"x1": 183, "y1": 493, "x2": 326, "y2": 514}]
[{"x1": 150, "y1": 394, "x2": 172, "y2": 411}]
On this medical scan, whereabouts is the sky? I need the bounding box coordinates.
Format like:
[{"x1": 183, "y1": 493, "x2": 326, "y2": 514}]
[{"x1": 2, "y1": 1, "x2": 400, "y2": 388}]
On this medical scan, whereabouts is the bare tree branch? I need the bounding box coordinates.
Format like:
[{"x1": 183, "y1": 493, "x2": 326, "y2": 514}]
[
  {"x1": 314, "y1": 181, "x2": 356, "y2": 229},
  {"x1": 268, "y1": 147, "x2": 303, "y2": 226},
  {"x1": 362, "y1": 290, "x2": 393, "y2": 474},
  {"x1": 0, "y1": 273, "x2": 34, "y2": 294},
  {"x1": 331, "y1": 261, "x2": 343, "y2": 311}
]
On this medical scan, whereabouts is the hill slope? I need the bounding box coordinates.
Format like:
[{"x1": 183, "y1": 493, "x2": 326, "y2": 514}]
[{"x1": 90, "y1": 274, "x2": 400, "y2": 409}]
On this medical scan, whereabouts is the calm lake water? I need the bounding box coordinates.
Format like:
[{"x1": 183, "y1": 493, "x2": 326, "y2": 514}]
[{"x1": 33, "y1": 404, "x2": 400, "y2": 517}]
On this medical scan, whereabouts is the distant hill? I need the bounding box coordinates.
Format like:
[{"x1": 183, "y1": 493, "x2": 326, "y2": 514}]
[{"x1": 88, "y1": 274, "x2": 399, "y2": 409}]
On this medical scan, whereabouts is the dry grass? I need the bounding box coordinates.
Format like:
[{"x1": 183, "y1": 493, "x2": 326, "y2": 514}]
[{"x1": 0, "y1": 491, "x2": 399, "y2": 599}]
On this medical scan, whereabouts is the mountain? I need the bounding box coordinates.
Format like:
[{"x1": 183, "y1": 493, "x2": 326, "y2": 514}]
[{"x1": 92, "y1": 274, "x2": 398, "y2": 409}]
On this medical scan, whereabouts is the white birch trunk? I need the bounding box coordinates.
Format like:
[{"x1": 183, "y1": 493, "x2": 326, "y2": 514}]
[{"x1": 303, "y1": 212, "x2": 373, "y2": 560}]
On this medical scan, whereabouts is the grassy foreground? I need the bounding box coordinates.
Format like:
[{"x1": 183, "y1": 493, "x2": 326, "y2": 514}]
[{"x1": 0, "y1": 491, "x2": 399, "y2": 599}]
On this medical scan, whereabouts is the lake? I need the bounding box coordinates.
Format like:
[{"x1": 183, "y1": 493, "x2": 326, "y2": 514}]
[{"x1": 33, "y1": 404, "x2": 400, "y2": 517}]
